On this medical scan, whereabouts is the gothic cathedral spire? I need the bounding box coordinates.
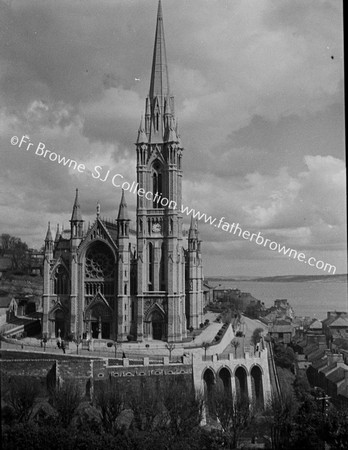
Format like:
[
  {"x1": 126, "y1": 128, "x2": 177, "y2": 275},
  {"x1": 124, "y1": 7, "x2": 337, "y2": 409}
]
[
  {"x1": 70, "y1": 188, "x2": 83, "y2": 240},
  {"x1": 146, "y1": 0, "x2": 174, "y2": 142}
]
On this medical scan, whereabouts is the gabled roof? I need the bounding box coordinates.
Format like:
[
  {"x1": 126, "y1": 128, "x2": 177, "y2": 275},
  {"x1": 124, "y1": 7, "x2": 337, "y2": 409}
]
[
  {"x1": 312, "y1": 358, "x2": 328, "y2": 370},
  {"x1": 269, "y1": 324, "x2": 293, "y2": 333},
  {"x1": 297, "y1": 339, "x2": 308, "y2": 348},
  {"x1": 309, "y1": 319, "x2": 323, "y2": 330},
  {"x1": 327, "y1": 367, "x2": 346, "y2": 384},
  {"x1": 323, "y1": 312, "x2": 348, "y2": 326},
  {"x1": 320, "y1": 362, "x2": 340, "y2": 375},
  {"x1": 304, "y1": 344, "x2": 319, "y2": 356},
  {"x1": 330, "y1": 317, "x2": 348, "y2": 328},
  {"x1": 0, "y1": 296, "x2": 12, "y2": 308},
  {"x1": 81, "y1": 217, "x2": 118, "y2": 254}
]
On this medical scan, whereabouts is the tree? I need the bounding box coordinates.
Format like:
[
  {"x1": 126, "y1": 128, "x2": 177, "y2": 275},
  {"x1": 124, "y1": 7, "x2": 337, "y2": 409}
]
[
  {"x1": 50, "y1": 381, "x2": 83, "y2": 428},
  {"x1": 231, "y1": 338, "x2": 240, "y2": 358},
  {"x1": 291, "y1": 394, "x2": 325, "y2": 449},
  {"x1": 6, "y1": 377, "x2": 40, "y2": 423},
  {"x1": 321, "y1": 408, "x2": 348, "y2": 449},
  {"x1": 10, "y1": 236, "x2": 29, "y2": 271},
  {"x1": 274, "y1": 343, "x2": 296, "y2": 369},
  {"x1": 251, "y1": 327, "x2": 264, "y2": 346},
  {"x1": 209, "y1": 385, "x2": 254, "y2": 448},
  {"x1": 245, "y1": 303, "x2": 261, "y2": 319},
  {"x1": 166, "y1": 343, "x2": 175, "y2": 362},
  {"x1": 0, "y1": 233, "x2": 11, "y2": 255},
  {"x1": 161, "y1": 378, "x2": 204, "y2": 437},
  {"x1": 95, "y1": 381, "x2": 125, "y2": 433},
  {"x1": 201, "y1": 342, "x2": 210, "y2": 359},
  {"x1": 264, "y1": 394, "x2": 296, "y2": 450},
  {"x1": 128, "y1": 382, "x2": 162, "y2": 432},
  {"x1": 0, "y1": 234, "x2": 30, "y2": 272}
]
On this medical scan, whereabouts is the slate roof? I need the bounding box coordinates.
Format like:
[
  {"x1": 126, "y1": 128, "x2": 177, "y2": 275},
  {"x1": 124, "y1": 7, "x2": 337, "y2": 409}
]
[
  {"x1": 309, "y1": 319, "x2": 323, "y2": 330},
  {"x1": 304, "y1": 344, "x2": 319, "y2": 356},
  {"x1": 269, "y1": 324, "x2": 293, "y2": 333},
  {"x1": 327, "y1": 367, "x2": 346, "y2": 384},
  {"x1": 323, "y1": 313, "x2": 348, "y2": 327},
  {"x1": 330, "y1": 317, "x2": 348, "y2": 328},
  {"x1": 312, "y1": 358, "x2": 328, "y2": 370},
  {"x1": 0, "y1": 296, "x2": 12, "y2": 308},
  {"x1": 307, "y1": 348, "x2": 326, "y2": 362},
  {"x1": 321, "y1": 363, "x2": 340, "y2": 375}
]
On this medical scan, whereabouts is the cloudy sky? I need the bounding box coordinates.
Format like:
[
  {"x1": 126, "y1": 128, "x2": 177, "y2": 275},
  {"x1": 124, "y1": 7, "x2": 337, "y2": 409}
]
[{"x1": 0, "y1": 0, "x2": 345, "y2": 277}]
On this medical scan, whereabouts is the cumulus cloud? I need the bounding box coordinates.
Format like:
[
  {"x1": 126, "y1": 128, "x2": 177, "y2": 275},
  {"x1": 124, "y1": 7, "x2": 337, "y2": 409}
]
[{"x1": 0, "y1": 0, "x2": 345, "y2": 276}]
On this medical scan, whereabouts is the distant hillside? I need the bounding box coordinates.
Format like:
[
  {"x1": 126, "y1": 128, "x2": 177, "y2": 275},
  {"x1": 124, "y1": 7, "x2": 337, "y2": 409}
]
[
  {"x1": 0, "y1": 274, "x2": 43, "y2": 300},
  {"x1": 252, "y1": 274, "x2": 347, "y2": 283},
  {"x1": 207, "y1": 274, "x2": 347, "y2": 283}
]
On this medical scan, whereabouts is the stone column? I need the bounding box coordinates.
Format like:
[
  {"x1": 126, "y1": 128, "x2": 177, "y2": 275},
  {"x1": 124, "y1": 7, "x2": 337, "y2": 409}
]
[{"x1": 246, "y1": 374, "x2": 253, "y2": 402}]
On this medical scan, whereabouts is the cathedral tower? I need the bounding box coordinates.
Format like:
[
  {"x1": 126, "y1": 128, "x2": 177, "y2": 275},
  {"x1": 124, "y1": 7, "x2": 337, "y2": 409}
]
[{"x1": 135, "y1": 0, "x2": 186, "y2": 342}]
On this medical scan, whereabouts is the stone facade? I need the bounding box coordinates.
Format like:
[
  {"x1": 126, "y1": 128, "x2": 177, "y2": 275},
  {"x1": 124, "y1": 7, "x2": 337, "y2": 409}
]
[{"x1": 41, "y1": 2, "x2": 204, "y2": 343}]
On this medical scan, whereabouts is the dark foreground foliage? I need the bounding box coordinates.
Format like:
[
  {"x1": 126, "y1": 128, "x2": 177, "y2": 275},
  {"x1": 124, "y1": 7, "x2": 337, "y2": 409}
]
[{"x1": 3, "y1": 374, "x2": 348, "y2": 449}]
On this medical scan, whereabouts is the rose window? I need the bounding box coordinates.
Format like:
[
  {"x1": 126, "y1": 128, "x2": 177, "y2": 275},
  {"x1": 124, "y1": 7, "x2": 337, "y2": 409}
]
[{"x1": 85, "y1": 246, "x2": 114, "y2": 279}]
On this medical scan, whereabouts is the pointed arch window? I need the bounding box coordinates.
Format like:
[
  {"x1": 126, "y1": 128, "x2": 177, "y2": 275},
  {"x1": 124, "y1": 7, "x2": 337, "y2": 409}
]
[
  {"x1": 160, "y1": 242, "x2": 165, "y2": 291},
  {"x1": 54, "y1": 266, "x2": 69, "y2": 295},
  {"x1": 148, "y1": 242, "x2": 154, "y2": 291},
  {"x1": 152, "y1": 161, "x2": 163, "y2": 208}
]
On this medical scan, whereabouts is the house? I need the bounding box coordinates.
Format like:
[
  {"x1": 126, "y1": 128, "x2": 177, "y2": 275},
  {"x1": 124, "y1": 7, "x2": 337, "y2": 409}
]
[
  {"x1": 308, "y1": 319, "x2": 323, "y2": 334},
  {"x1": 328, "y1": 316, "x2": 348, "y2": 340},
  {"x1": 203, "y1": 281, "x2": 214, "y2": 306},
  {"x1": 322, "y1": 312, "x2": 348, "y2": 337},
  {"x1": 0, "y1": 295, "x2": 13, "y2": 318},
  {"x1": 307, "y1": 352, "x2": 348, "y2": 408},
  {"x1": 268, "y1": 321, "x2": 294, "y2": 344}
]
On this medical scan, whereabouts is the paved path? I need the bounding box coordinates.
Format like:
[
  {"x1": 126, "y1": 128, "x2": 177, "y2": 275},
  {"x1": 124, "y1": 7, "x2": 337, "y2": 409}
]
[
  {"x1": 220, "y1": 315, "x2": 268, "y2": 358},
  {"x1": 188, "y1": 322, "x2": 222, "y2": 346},
  {"x1": 1, "y1": 314, "x2": 265, "y2": 360},
  {"x1": 241, "y1": 315, "x2": 267, "y2": 342}
]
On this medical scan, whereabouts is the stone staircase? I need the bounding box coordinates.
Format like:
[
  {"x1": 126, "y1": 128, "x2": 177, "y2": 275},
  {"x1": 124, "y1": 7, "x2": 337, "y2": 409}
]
[{"x1": 0, "y1": 314, "x2": 41, "y2": 337}]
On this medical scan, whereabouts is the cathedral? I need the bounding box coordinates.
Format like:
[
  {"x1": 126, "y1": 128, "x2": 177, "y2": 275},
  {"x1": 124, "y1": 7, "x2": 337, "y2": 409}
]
[{"x1": 42, "y1": 1, "x2": 204, "y2": 343}]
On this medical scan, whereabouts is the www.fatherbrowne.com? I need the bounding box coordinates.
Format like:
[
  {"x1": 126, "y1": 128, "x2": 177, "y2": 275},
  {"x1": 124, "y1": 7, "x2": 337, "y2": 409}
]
[
  {"x1": 180, "y1": 205, "x2": 336, "y2": 275},
  {"x1": 9, "y1": 136, "x2": 336, "y2": 275}
]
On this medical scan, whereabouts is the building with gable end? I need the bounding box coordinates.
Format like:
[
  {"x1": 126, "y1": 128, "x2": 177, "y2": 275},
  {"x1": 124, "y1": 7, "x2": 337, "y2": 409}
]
[{"x1": 41, "y1": 1, "x2": 204, "y2": 343}]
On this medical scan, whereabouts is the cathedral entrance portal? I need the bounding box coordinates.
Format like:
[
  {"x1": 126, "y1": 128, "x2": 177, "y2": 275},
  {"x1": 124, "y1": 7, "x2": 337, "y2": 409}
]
[
  {"x1": 90, "y1": 317, "x2": 111, "y2": 339},
  {"x1": 91, "y1": 321, "x2": 99, "y2": 339},
  {"x1": 144, "y1": 305, "x2": 166, "y2": 341},
  {"x1": 151, "y1": 310, "x2": 165, "y2": 340},
  {"x1": 86, "y1": 302, "x2": 112, "y2": 340},
  {"x1": 54, "y1": 310, "x2": 65, "y2": 338}
]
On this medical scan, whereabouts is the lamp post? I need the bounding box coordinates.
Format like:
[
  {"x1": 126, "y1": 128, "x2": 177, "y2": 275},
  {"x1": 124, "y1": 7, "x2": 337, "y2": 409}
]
[{"x1": 201, "y1": 342, "x2": 210, "y2": 360}]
